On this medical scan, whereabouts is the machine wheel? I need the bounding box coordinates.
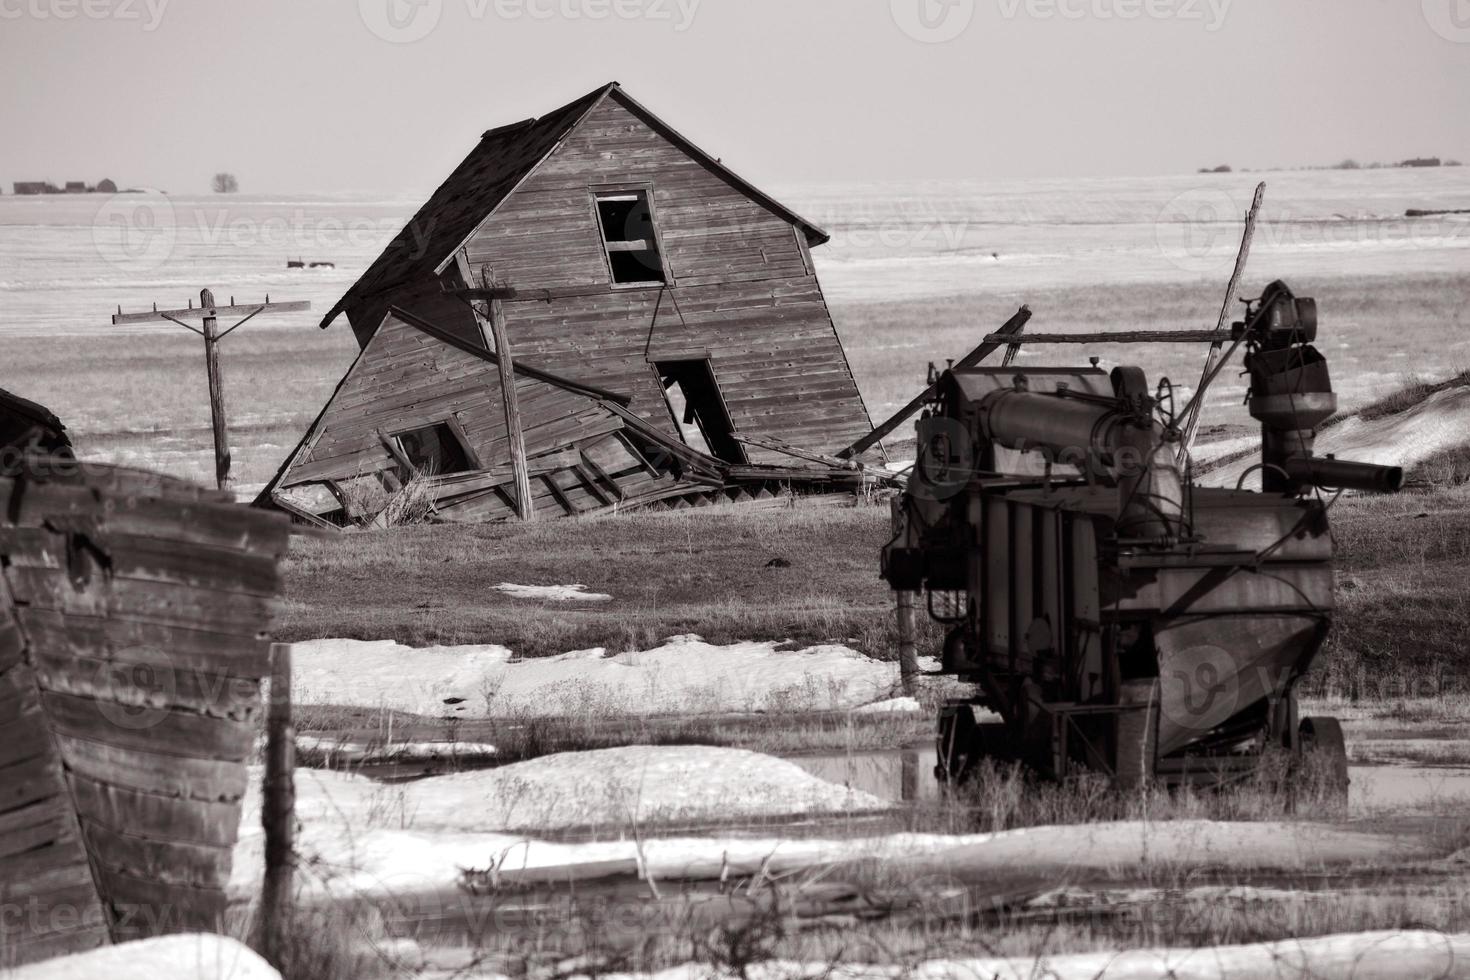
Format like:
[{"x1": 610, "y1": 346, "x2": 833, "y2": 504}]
[{"x1": 1299, "y1": 715, "x2": 1350, "y2": 803}]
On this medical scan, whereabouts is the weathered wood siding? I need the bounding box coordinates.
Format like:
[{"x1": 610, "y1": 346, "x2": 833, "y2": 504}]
[
  {"x1": 457, "y1": 92, "x2": 873, "y2": 460},
  {"x1": 278, "y1": 313, "x2": 713, "y2": 522},
  {"x1": 0, "y1": 460, "x2": 287, "y2": 964},
  {"x1": 287, "y1": 313, "x2": 608, "y2": 486}
]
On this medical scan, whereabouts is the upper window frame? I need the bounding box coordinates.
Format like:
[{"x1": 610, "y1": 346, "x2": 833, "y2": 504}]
[{"x1": 588, "y1": 182, "x2": 673, "y2": 290}]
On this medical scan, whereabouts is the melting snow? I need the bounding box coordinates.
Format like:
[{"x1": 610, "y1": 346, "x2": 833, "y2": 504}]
[
  {"x1": 290, "y1": 635, "x2": 913, "y2": 717},
  {"x1": 230, "y1": 746, "x2": 888, "y2": 898},
  {"x1": 494, "y1": 582, "x2": 613, "y2": 602},
  {"x1": 11, "y1": 935, "x2": 279, "y2": 980}
]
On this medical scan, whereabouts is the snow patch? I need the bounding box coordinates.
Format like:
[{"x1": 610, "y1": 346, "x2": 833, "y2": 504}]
[
  {"x1": 628, "y1": 930, "x2": 1470, "y2": 979},
  {"x1": 290, "y1": 635, "x2": 909, "y2": 717},
  {"x1": 230, "y1": 747, "x2": 888, "y2": 898},
  {"x1": 494, "y1": 582, "x2": 613, "y2": 602},
  {"x1": 853, "y1": 696, "x2": 922, "y2": 713},
  {"x1": 11, "y1": 935, "x2": 279, "y2": 980}
]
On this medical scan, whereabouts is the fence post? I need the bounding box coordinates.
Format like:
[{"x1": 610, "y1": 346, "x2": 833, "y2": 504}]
[
  {"x1": 892, "y1": 499, "x2": 919, "y2": 696},
  {"x1": 260, "y1": 642, "x2": 295, "y2": 966}
]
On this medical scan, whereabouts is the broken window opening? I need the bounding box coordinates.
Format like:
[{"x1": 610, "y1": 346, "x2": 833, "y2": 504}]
[
  {"x1": 653, "y1": 360, "x2": 746, "y2": 464},
  {"x1": 391, "y1": 422, "x2": 473, "y2": 479},
  {"x1": 595, "y1": 191, "x2": 666, "y2": 286}
]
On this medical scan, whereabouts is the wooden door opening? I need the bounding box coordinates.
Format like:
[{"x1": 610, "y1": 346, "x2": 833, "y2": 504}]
[{"x1": 653, "y1": 360, "x2": 746, "y2": 464}]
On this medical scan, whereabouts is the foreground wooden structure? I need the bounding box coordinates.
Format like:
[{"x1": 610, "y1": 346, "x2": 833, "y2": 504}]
[
  {"x1": 263, "y1": 82, "x2": 887, "y2": 525},
  {"x1": 0, "y1": 450, "x2": 289, "y2": 965}
]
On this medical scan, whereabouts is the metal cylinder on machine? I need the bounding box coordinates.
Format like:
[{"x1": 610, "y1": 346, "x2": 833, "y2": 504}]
[
  {"x1": 1282, "y1": 456, "x2": 1405, "y2": 493},
  {"x1": 976, "y1": 385, "x2": 1184, "y2": 540}
]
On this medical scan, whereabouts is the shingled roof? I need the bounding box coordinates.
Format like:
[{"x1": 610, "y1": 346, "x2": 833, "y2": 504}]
[{"x1": 321, "y1": 82, "x2": 831, "y2": 328}]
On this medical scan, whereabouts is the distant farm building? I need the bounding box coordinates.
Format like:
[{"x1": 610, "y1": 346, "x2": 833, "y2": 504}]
[{"x1": 263, "y1": 82, "x2": 885, "y2": 525}]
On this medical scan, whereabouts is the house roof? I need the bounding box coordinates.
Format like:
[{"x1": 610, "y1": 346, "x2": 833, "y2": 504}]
[{"x1": 321, "y1": 82, "x2": 831, "y2": 328}]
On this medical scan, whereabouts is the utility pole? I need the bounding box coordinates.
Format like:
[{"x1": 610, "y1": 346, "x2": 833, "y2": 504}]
[
  {"x1": 472, "y1": 265, "x2": 535, "y2": 521},
  {"x1": 112, "y1": 290, "x2": 310, "y2": 492}
]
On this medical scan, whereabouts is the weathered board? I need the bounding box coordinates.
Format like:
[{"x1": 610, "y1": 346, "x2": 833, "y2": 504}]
[{"x1": 0, "y1": 456, "x2": 289, "y2": 965}]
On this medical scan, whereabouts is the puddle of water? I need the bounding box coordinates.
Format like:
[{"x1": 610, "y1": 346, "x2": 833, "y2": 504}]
[
  {"x1": 789, "y1": 746, "x2": 1470, "y2": 815},
  {"x1": 1352, "y1": 764, "x2": 1470, "y2": 813},
  {"x1": 790, "y1": 743, "x2": 940, "y2": 804}
]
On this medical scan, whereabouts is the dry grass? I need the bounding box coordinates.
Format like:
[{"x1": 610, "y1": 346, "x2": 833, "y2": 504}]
[
  {"x1": 1309, "y1": 485, "x2": 1470, "y2": 697},
  {"x1": 280, "y1": 480, "x2": 1470, "y2": 700},
  {"x1": 277, "y1": 498, "x2": 946, "y2": 658},
  {"x1": 290, "y1": 700, "x2": 930, "y2": 769},
  {"x1": 1352, "y1": 367, "x2": 1470, "y2": 422}
]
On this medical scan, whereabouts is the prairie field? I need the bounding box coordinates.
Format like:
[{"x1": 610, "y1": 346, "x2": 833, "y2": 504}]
[{"x1": 9, "y1": 270, "x2": 1470, "y2": 489}]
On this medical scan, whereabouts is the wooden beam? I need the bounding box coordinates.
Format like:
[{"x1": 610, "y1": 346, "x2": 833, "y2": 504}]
[
  {"x1": 572, "y1": 464, "x2": 615, "y2": 506},
  {"x1": 733, "y1": 434, "x2": 856, "y2": 470},
  {"x1": 579, "y1": 451, "x2": 627, "y2": 501},
  {"x1": 375, "y1": 429, "x2": 415, "y2": 476},
  {"x1": 482, "y1": 271, "x2": 535, "y2": 522},
  {"x1": 542, "y1": 474, "x2": 576, "y2": 515},
  {"x1": 981, "y1": 330, "x2": 1222, "y2": 345},
  {"x1": 112, "y1": 300, "x2": 310, "y2": 325},
  {"x1": 268, "y1": 493, "x2": 339, "y2": 531},
  {"x1": 258, "y1": 644, "x2": 296, "y2": 970},
  {"x1": 837, "y1": 305, "x2": 1032, "y2": 460},
  {"x1": 1179, "y1": 182, "x2": 1266, "y2": 459}
]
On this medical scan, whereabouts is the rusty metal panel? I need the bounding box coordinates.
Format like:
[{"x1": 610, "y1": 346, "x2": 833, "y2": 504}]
[
  {"x1": 1115, "y1": 566, "x2": 1334, "y2": 615},
  {"x1": 1011, "y1": 503, "x2": 1034, "y2": 672},
  {"x1": 1070, "y1": 516, "x2": 1103, "y2": 701},
  {"x1": 1154, "y1": 614, "x2": 1324, "y2": 756},
  {"x1": 1190, "y1": 490, "x2": 1332, "y2": 561},
  {"x1": 985, "y1": 497, "x2": 1011, "y2": 656}
]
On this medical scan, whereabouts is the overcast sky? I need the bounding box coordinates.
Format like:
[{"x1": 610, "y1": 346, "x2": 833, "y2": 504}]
[{"x1": 2, "y1": 0, "x2": 1467, "y2": 194}]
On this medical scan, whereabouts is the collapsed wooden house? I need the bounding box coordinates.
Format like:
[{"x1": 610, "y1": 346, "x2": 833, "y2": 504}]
[{"x1": 261, "y1": 82, "x2": 888, "y2": 525}]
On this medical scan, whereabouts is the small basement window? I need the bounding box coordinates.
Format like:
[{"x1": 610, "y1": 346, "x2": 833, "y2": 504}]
[
  {"x1": 595, "y1": 190, "x2": 666, "y2": 286},
  {"x1": 391, "y1": 422, "x2": 473, "y2": 477}
]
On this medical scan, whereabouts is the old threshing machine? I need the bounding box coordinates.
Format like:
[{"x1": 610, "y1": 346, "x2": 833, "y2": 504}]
[{"x1": 882, "y1": 282, "x2": 1402, "y2": 789}]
